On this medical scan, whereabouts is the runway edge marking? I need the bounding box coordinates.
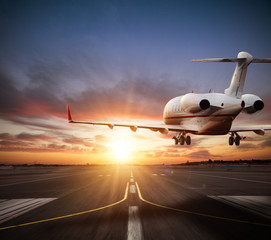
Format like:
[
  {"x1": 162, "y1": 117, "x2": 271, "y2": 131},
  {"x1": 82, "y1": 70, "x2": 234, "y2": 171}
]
[
  {"x1": 135, "y1": 182, "x2": 271, "y2": 228},
  {"x1": 0, "y1": 182, "x2": 129, "y2": 231}
]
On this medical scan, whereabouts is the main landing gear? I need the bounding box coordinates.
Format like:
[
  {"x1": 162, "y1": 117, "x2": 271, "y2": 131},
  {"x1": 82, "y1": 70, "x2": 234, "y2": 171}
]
[
  {"x1": 229, "y1": 132, "x2": 245, "y2": 146},
  {"x1": 173, "y1": 132, "x2": 191, "y2": 145}
]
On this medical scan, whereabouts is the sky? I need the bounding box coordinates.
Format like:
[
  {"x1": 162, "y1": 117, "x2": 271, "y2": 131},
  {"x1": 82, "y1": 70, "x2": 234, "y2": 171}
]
[{"x1": 0, "y1": 0, "x2": 271, "y2": 165}]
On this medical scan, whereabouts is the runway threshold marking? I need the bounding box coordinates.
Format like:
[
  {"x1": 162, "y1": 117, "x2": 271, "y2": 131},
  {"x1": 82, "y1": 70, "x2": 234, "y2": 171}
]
[
  {"x1": 0, "y1": 198, "x2": 57, "y2": 224},
  {"x1": 135, "y1": 182, "x2": 271, "y2": 228},
  {"x1": 127, "y1": 206, "x2": 143, "y2": 240},
  {"x1": 209, "y1": 196, "x2": 271, "y2": 220},
  {"x1": 0, "y1": 173, "x2": 86, "y2": 187},
  {"x1": 0, "y1": 183, "x2": 129, "y2": 231},
  {"x1": 189, "y1": 172, "x2": 271, "y2": 185}
]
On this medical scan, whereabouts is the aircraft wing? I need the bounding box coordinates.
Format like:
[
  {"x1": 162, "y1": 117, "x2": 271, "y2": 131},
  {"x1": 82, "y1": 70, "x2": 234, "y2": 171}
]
[
  {"x1": 230, "y1": 125, "x2": 271, "y2": 135},
  {"x1": 67, "y1": 105, "x2": 198, "y2": 134}
]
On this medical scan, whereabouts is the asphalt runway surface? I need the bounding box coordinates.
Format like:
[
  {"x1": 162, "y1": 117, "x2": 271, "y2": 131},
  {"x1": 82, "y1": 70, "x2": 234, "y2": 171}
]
[{"x1": 0, "y1": 165, "x2": 271, "y2": 239}]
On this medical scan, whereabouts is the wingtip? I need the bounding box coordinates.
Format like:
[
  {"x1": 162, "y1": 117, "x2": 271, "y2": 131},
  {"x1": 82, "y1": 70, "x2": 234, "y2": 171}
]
[{"x1": 67, "y1": 104, "x2": 72, "y2": 122}]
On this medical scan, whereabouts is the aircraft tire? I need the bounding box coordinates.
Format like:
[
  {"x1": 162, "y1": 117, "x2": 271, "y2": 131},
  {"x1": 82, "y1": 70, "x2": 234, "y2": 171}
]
[
  {"x1": 180, "y1": 136, "x2": 185, "y2": 145},
  {"x1": 229, "y1": 136, "x2": 234, "y2": 146},
  {"x1": 235, "y1": 137, "x2": 240, "y2": 146},
  {"x1": 186, "y1": 136, "x2": 191, "y2": 145},
  {"x1": 174, "y1": 138, "x2": 178, "y2": 145}
]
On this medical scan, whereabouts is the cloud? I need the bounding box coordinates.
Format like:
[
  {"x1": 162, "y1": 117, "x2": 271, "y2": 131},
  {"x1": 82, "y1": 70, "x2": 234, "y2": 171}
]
[
  {"x1": 0, "y1": 130, "x2": 108, "y2": 154},
  {"x1": 0, "y1": 133, "x2": 14, "y2": 140},
  {"x1": 6, "y1": 117, "x2": 69, "y2": 130},
  {"x1": 185, "y1": 150, "x2": 222, "y2": 160},
  {"x1": 16, "y1": 132, "x2": 54, "y2": 141},
  {"x1": 139, "y1": 144, "x2": 212, "y2": 161},
  {"x1": 62, "y1": 135, "x2": 93, "y2": 147},
  {"x1": 259, "y1": 138, "x2": 271, "y2": 148},
  {"x1": 0, "y1": 53, "x2": 192, "y2": 124}
]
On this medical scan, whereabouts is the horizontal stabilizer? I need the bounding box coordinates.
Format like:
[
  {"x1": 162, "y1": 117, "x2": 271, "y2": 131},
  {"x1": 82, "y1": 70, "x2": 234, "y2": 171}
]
[
  {"x1": 252, "y1": 58, "x2": 271, "y2": 63},
  {"x1": 192, "y1": 58, "x2": 247, "y2": 62},
  {"x1": 193, "y1": 52, "x2": 271, "y2": 98},
  {"x1": 192, "y1": 58, "x2": 271, "y2": 63}
]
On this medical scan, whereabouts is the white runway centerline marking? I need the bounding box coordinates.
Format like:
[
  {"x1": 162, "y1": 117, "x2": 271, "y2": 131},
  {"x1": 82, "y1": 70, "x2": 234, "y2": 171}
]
[
  {"x1": 0, "y1": 198, "x2": 57, "y2": 224},
  {"x1": 127, "y1": 206, "x2": 143, "y2": 240},
  {"x1": 98, "y1": 175, "x2": 103, "y2": 177},
  {"x1": 209, "y1": 196, "x2": 271, "y2": 220},
  {"x1": 152, "y1": 174, "x2": 157, "y2": 176},
  {"x1": 160, "y1": 174, "x2": 165, "y2": 176},
  {"x1": 130, "y1": 178, "x2": 134, "y2": 182},
  {"x1": 130, "y1": 185, "x2": 136, "y2": 194}
]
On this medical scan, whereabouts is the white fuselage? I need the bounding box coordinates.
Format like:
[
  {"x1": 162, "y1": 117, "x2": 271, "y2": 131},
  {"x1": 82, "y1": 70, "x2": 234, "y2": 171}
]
[{"x1": 163, "y1": 93, "x2": 244, "y2": 135}]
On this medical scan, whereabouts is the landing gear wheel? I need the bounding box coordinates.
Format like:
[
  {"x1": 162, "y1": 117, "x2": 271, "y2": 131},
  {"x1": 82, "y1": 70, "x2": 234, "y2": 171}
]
[
  {"x1": 235, "y1": 137, "x2": 240, "y2": 146},
  {"x1": 173, "y1": 136, "x2": 178, "y2": 145},
  {"x1": 186, "y1": 135, "x2": 191, "y2": 145},
  {"x1": 180, "y1": 136, "x2": 185, "y2": 145},
  {"x1": 229, "y1": 136, "x2": 234, "y2": 146}
]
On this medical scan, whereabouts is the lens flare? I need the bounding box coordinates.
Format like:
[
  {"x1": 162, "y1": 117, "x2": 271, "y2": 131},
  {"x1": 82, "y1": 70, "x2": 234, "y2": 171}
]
[{"x1": 111, "y1": 140, "x2": 132, "y2": 163}]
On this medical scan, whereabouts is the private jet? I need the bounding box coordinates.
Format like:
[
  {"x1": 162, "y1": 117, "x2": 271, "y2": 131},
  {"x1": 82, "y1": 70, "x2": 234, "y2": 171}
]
[{"x1": 67, "y1": 51, "x2": 271, "y2": 146}]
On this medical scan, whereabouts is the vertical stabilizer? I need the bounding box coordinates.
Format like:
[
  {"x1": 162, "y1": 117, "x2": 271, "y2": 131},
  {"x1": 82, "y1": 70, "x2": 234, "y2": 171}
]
[
  {"x1": 192, "y1": 52, "x2": 271, "y2": 98},
  {"x1": 224, "y1": 52, "x2": 253, "y2": 98}
]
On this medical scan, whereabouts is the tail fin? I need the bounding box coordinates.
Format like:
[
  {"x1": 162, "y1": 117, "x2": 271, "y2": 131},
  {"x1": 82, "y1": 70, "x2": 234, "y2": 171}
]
[
  {"x1": 193, "y1": 51, "x2": 271, "y2": 99},
  {"x1": 67, "y1": 104, "x2": 73, "y2": 122}
]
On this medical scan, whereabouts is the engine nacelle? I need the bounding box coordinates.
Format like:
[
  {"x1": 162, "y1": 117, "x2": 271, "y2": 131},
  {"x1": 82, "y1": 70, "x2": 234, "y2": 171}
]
[
  {"x1": 180, "y1": 93, "x2": 210, "y2": 113},
  {"x1": 241, "y1": 94, "x2": 264, "y2": 114}
]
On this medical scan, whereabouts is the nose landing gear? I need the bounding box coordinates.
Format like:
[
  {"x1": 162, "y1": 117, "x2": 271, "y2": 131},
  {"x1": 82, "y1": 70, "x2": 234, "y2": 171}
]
[{"x1": 173, "y1": 132, "x2": 191, "y2": 145}]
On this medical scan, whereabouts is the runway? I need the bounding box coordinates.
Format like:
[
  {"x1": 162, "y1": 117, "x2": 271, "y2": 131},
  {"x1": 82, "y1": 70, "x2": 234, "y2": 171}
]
[{"x1": 0, "y1": 165, "x2": 271, "y2": 239}]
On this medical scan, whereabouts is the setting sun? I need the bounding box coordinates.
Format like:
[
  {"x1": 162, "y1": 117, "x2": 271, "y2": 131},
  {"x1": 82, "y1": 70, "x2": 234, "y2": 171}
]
[{"x1": 111, "y1": 140, "x2": 132, "y2": 163}]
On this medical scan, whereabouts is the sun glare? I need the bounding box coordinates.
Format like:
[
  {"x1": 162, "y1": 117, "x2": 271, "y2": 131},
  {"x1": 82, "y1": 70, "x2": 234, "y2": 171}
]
[{"x1": 111, "y1": 140, "x2": 132, "y2": 163}]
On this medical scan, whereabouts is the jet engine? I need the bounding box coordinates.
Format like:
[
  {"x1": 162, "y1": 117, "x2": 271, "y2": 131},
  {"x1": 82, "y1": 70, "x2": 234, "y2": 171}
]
[
  {"x1": 180, "y1": 93, "x2": 210, "y2": 113},
  {"x1": 241, "y1": 94, "x2": 264, "y2": 114}
]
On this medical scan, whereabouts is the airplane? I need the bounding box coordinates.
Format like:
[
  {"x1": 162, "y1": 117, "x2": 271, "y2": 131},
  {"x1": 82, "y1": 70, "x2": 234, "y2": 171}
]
[{"x1": 67, "y1": 51, "x2": 271, "y2": 146}]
